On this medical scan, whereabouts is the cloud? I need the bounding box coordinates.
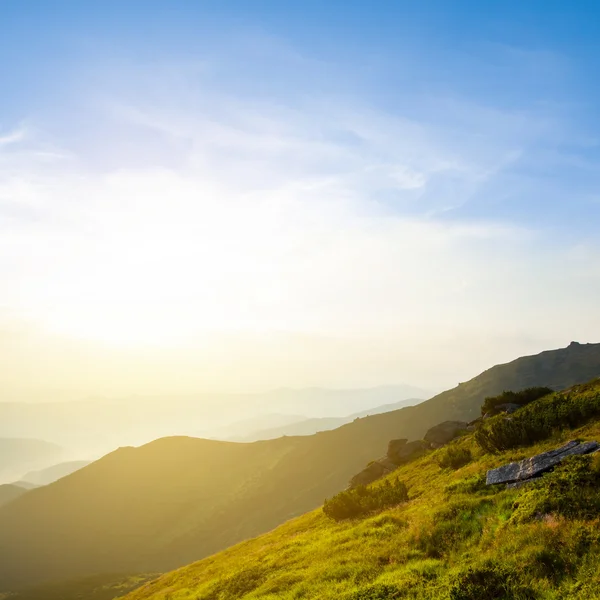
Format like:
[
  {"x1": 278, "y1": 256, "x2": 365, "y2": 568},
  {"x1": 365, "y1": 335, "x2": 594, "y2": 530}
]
[
  {"x1": 0, "y1": 126, "x2": 27, "y2": 147},
  {"x1": 0, "y1": 50, "x2": 599, "y2": 394}
]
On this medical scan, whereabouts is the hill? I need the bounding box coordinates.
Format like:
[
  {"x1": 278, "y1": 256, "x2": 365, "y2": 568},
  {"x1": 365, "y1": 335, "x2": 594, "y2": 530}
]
[
  {"x1": 0, "y1": 484, "x2": 28, "y2": 509},
  {"x1": 0, "y1": 342, "x2": 598, "y2": 589},
  {"x1": 233, "y1": 398, "x2": 424, "y2": 441},
  {"x1": 0, "y1": 385, "x2": 431, "y2": 458},
  {"x1": 20, "y1": 461, "x2": 91, "y2": 486},
  {"x1": 124, "y1": 379, "x2": 600, "y2": 599},
  {"x1": 0, "y1": 439, "x2": 65, "y2": 484}
]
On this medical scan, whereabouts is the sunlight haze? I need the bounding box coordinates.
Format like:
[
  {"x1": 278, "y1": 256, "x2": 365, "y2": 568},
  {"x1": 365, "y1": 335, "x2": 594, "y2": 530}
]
[{"x1": 1, "y1": 2, "x2": 599, "y2": 399}]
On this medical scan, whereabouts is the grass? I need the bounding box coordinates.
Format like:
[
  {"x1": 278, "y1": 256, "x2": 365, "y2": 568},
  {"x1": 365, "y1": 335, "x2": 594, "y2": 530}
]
[{"x1": 123, "y1": 380, "x2": 600, "y2": 600}]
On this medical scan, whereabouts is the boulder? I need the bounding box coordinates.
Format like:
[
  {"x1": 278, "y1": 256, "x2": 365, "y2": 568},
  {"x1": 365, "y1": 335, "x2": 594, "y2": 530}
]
[
  {"x1": 424, "y1": 421, "x2": 468, "y2": 448},
  {"x1": 388, "y1": 440, "x2": 429, "y2": 464},
  {"x1": 349, "y1": 458, "x2": 396, "y2": 488},
  {"x1": 387, "y1": 439, "x2": 408, "y2": 459},
  {"x1": 493, "y1": 403, "x2": 522, "y2": 415},
  {"x1": 486, "y1": 440, "x2": 600, "y2": 486}
]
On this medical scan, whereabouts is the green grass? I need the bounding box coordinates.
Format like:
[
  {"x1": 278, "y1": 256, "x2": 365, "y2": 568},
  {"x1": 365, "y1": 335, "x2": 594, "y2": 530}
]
[{"x1": 123, "y1": 381, "x2": 600, "y2": 600}]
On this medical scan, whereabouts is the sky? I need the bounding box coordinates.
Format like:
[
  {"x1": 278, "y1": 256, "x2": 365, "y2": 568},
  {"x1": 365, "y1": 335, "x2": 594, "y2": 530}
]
[{"x1": 1, "y1": 1, "x2": 600, "y2": 400}]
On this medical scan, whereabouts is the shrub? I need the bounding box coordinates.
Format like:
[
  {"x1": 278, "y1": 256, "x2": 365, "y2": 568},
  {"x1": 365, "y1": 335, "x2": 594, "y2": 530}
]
[
  {"x1": 323, "y1": 478, "x2": 408, "y2": 521},
  {"x1": 475, "y1": 387, "x2": 600, "y2": 452},
  {"x1": 449, "y1": 564, "x2": 535, "y2": 600},
  {"x1": 511, "y1": 454, "x2": 600, "y2": 523},
  {"x1": 436, "y1": 446, "x2": 472, "y2": 470},
  {"x1": 481, "y1": 387, "x2": 553, "y2": 416}
]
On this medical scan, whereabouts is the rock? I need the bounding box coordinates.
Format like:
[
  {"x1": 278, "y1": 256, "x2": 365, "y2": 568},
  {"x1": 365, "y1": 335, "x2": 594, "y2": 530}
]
[
  {"x1": 424, "y1": 421, "x2": 468, "y2": 448},
  {"x1": 388, "y1": 440, "x2": 429, "y2": 464},
  {"x1": 494, "y1": 403, "x2": 522, "y2": 415},
  {"x1": 349, "y1": 457, "x2": 396, "y2": 488},
  {"x1": 486, "y1": 440, "x2": 600, "y2": 485},
  {"x1": 387, "y1": 439, "x2": 408, "y2": 460}
]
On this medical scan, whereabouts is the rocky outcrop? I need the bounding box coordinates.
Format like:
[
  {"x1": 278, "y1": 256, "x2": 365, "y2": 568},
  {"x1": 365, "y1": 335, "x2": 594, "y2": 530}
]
[
  {"x1": 349, "y1": 459, "x2": 396, "y2": 488},
  {"x1": 424, "y1": 421, "x2": 468, "y2": 448},
  {"x1": 494, "y1": 402, "x2": 522, "y2": 414},
  {"x1": 349, "y1": 439, "x2": 430, "y2": 488},
  {"x1": 486, "y1": 440, "x2": 600, "y2": 486},
  {"x1": 387, "y1": 439, "x2": 408, "y2": 459},
  {"x1": 387, "y1": 439, "x2": 429, "y2": 464}
]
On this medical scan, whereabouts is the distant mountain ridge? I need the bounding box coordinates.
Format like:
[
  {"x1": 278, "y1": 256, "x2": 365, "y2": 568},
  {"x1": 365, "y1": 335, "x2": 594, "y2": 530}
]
[
  {"x1": 0, "y1": 342, "x2": 598, "y2": 590},
  {"x1": 0, "y1": 439, "x2": 65, "y2": 484},
  {"x1": 232, "y1": 398, "x2": 425, "y2": 441},
  {"x1": 0, "y1": 385, "x2": 431, "y2": 457},
  {"x1": 20, "y1": 461, "x2": 91, "y2": 486}
]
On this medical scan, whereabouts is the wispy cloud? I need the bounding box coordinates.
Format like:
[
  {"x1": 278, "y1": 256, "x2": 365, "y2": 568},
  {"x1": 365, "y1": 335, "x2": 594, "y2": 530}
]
[
  {"x1": 0, "y1": 126, "x2": 27, "y2": 147},
  {"x1": 0, "y1": 42, "x2": 599, "y2": 394}
]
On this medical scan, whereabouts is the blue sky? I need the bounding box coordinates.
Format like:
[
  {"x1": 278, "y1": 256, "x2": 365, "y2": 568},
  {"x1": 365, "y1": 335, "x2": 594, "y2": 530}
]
[
  {"x1": 3, "y1": 1, "x2": 600, "y2": 231},
  {"x1": 1, "y1": 1, "x2": 599, "y2": 397}
]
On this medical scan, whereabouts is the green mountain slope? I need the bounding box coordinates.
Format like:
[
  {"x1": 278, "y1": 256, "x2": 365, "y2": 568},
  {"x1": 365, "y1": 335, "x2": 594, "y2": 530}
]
[
  {"x1": 124, "y1": 380, "x2": 600, "y2": 600},
  {"x1": 0, "y1": 342, "x2": 598, "y2": 590}
]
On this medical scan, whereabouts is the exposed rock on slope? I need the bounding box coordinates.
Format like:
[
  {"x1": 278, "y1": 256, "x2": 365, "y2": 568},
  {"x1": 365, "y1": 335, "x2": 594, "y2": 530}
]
[
  {"x1": 486, "y1": 440, "x2": 600, "y2": 486},
  {"x1": 424, "y1": 421, "x2": 468, "y2": 448}
]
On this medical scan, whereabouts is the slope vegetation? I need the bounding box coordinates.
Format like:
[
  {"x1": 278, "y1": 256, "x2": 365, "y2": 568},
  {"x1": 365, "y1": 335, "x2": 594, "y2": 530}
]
[
  {"x1": 125, "y1": 379, "x2": 600, "y2": 600},
  {"x1": 0, "y1": 342, "x2": 598, "y2": 590}
]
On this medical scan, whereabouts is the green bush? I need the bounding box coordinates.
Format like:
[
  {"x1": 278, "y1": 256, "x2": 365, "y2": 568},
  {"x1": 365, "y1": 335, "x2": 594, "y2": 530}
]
[
  {"x1": 511, "y1": 454, "x2": 600, "y2": 523},
  {"x1": 323, "y1": 478, "x2": 408, "y2": 521},
  {"x1": 481, "y1": 387, "x2": 553, "y2": 416},
  {"x1": 475, "y1": 388, "x2": 600, "y2": 452},
  {"x1": 436, "y1": 446, "x2": 472, "y2": 470},
  {"x1": 449, "y1": 564, "x2": 535, "y2": 600}
]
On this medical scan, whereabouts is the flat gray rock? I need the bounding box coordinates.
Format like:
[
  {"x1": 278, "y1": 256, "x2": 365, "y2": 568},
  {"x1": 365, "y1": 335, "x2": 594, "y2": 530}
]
[{"x1": 486, "y1": 440, "x2": 599, "y2": 485}]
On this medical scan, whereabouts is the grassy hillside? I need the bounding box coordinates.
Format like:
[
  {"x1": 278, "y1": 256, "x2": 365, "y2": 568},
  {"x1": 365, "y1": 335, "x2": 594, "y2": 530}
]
[
  {"x1": 124, "y1": 380, "x2": 600, "y2": 600},
  {"x1": 0, "y1": 342, "x2": 598, "y2": 590}
]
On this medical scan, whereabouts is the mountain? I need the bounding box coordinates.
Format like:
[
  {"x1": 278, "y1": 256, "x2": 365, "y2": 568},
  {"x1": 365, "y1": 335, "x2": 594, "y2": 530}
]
[
  {"x1": 0, "y1": 385, "x2": 431, "y2": 457},
  {"x1": 20, "y1": 461, "x2": 91, "y2": 486},
  {"x1": 233, "y1": 398, "x2": 424, "y2": 441},
  {"x1": 11, "y1": 481, "x2": 41, "y2": 490},
  {"x1": 0, "y1": 439, "x2": 65, "y2": 484},
  {"x1": 5, "y1": 574, "x2": 157, "y2": 600},
  {"x1": 0, "y1": 484, "x2": 28, "y2": 508},
  {"x1": 0, "y1": 342, "x2": 598, "y2": 589},
  {"x1": 122, "y1": 379, "x2": 600, "y2": 600}
]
